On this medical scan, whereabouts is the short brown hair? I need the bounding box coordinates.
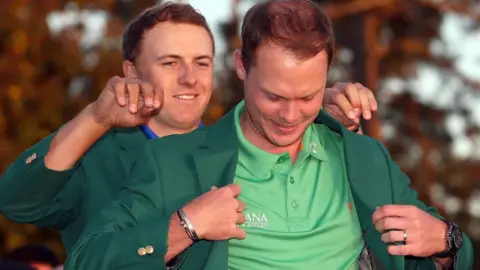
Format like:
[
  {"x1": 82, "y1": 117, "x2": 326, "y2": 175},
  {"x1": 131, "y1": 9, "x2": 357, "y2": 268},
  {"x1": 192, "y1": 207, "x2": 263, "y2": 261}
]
[
  {"x1": 122, "y1": 2, "x2": 215, "y2": 62},
  {"x1": 241, "y1": 0, "x2": 334, "y2": 72}
]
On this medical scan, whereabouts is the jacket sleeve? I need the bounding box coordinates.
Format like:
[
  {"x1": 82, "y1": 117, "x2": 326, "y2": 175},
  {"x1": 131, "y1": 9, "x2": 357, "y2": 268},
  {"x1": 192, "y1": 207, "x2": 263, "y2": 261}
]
[
  {"x1": 64, "y1": 190, "x2": 173, "y2": 269},
  {"x1": 375, "y1": 141, "x2": 474, "y2": 270},
  {"x1": 65, "y1": 147, "x2": 181, "y2": 270},
  {"x1": 0, "y1": 132, "x2": 83, "y2": 229}
]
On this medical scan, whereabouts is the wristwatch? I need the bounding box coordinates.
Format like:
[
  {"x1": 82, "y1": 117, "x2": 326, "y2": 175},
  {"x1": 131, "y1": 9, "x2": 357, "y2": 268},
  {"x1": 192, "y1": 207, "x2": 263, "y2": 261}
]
[{"x1": 434, "y1": 220, "x2": 463, "y2": 258}]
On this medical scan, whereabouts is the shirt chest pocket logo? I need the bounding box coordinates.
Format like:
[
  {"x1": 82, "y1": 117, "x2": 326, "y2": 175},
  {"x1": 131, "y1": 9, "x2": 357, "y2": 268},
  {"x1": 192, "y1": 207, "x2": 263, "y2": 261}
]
[{"x1": 242, "y1": 211, "x2": 269, "y2": 229}]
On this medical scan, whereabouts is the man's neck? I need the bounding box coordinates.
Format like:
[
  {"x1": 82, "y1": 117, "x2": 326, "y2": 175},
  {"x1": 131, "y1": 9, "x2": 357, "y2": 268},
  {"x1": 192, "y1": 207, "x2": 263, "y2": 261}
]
[
  {"x1": 239, "y1": 111, "x2": 302, "y2": 162},
  {"x1": 146, "y1": 119, "x2": 199, "y2": 138}
]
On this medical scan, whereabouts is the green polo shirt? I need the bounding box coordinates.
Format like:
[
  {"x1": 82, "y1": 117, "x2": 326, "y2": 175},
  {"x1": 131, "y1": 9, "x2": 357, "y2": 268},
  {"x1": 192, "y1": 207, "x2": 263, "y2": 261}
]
[{"x1": 228, "y1": 102, "x2": 364, "y2": 269}]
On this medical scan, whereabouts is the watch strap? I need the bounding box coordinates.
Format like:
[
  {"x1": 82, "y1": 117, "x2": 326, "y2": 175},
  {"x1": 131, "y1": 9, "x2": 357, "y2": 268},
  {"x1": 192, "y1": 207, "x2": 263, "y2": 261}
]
[{"x1": 434, "y1": 220, "x2": 461, "y2": 258}]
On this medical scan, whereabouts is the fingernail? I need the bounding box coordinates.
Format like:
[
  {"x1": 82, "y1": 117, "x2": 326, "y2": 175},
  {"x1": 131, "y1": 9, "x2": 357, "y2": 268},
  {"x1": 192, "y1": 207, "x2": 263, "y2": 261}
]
[
  {"x1": 364, "y1": 112, "x2": 371, "y2": 119},
  {"x1": 119, "y1": 98, "x2": 126, "y2": 106},
  {"x1": 145, "y1": 98, "x2": 153, "y2": 107},
  {"x1": 154, "y1": 100, "x2": 161, "y2": 108},
  {"x1": 348, "y1": 111, "x2": 356, "y2": 119},
  {"x1": 129, "y1": 104, "x2": 137, "y2": 113}
]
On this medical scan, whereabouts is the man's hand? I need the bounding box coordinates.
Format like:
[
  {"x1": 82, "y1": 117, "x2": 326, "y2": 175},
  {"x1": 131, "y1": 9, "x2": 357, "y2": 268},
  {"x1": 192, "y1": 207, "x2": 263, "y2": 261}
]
[
  {"x1": 165, "y1": 185, "x2": 246, "y2": 262},
  {"x1": 323, "y1": 82, "x2": 377, "y2": 131},
  {"x1": 182, "y1": 184, "x2": 246, "y2": 241},
  {"x1": 90, "y1": 76, "x2": 163, "y2": 129},
  {"x1": 373, "y1": 205, "x2": 447, "y2": 257}
]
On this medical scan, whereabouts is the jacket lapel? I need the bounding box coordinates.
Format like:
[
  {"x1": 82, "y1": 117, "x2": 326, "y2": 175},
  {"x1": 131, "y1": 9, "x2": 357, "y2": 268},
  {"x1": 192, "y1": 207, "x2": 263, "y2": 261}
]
[
  {"x1": 190, "y1": 109, "x2": 239, "y2": 270},
  {"x1": 191, "y1": 110, "x2": 239, "y2": 193},
  {"x1": 113, "y1": 127, "x2": 148, "y2": 175},
  {"x1": 315, "y1": 111, "x2": 404, "y2": 270}
]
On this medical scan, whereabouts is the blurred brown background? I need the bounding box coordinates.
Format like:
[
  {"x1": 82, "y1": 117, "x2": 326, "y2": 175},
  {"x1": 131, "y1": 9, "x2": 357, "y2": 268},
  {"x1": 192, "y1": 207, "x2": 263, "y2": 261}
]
[{"x1": 0, "y1": 0, "x2": 479, "y2": 268}]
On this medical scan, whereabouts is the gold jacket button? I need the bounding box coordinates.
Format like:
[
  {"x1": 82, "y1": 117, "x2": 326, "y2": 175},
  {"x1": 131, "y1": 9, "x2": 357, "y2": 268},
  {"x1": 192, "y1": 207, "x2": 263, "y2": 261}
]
[
  {"x1": 145, "y1": 245, "x2": 154, "y2": 254},
  {"x1": 137, "y1": 247, "x2": 146, "y2": 256}
]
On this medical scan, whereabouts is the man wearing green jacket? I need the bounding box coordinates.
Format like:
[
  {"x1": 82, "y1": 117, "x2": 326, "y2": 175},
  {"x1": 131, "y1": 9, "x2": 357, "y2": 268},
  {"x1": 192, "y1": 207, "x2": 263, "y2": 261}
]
[
  {"x1": 66, "y1": 0, "x2": 473, "y2": 270},
  {"x1": 64, "y1": 1, "x2": 473, "y2": 269},
  {"x1": 0, "y1": 2, "x2": 377, "y2": 256}
]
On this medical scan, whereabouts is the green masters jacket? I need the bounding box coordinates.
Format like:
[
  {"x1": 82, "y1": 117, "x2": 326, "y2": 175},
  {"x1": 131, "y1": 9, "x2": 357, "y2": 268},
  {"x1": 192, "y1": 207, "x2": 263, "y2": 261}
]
[
  {"x1": 0, "y1": 127, "x2": 148, "y2": 252},
  {"x1": 0, "y1": 113, "x2": 330, "y2": 255},
  {"x1": 65, "y1": 108, "x2": 473, "y2": 270}
]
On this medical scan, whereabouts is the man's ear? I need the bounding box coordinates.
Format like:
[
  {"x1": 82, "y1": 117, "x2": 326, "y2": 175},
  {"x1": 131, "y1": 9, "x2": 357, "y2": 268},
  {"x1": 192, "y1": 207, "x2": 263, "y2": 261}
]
[
  {"x1": 122, "y1": 60, "x2": 139, "y2": 78},
  {"x1": 234, "y1": 49, "x2": 246, "y2": 81}
]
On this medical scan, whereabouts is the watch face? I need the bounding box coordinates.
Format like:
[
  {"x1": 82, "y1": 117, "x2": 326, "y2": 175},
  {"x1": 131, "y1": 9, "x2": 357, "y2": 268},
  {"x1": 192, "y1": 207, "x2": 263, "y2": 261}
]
[{"x1": 453, "y1": 228, "x2": 463, "y2": 248}]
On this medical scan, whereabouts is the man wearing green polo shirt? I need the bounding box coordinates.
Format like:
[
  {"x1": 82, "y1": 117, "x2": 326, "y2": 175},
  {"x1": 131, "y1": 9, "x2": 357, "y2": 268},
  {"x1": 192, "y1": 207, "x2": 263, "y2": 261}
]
[
  {"x1": 63, "y1": 0, "x2": 473, "y2": 269},
  {"x1": 228, "y1": 101, "x2": 363, "y2": 269}
]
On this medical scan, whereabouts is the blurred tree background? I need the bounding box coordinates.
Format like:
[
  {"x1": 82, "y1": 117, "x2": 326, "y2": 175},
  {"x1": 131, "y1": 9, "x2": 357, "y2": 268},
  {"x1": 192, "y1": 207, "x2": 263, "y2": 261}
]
[{"x1": 0, "y1": 0, "x2": 478, "y2": 267}]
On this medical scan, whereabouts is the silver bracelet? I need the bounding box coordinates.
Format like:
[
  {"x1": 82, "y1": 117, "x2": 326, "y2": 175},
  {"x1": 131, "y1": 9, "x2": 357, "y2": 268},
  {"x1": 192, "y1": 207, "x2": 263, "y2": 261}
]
[{"x1": 177, "y1": 209, "x2": 200, "y2": 242}]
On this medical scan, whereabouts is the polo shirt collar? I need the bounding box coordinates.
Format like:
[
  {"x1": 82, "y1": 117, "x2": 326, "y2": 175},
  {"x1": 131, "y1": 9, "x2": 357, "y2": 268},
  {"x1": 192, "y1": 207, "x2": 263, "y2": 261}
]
[{"x1": 234, "y1": 101, "x2": 327, "y2": 179}]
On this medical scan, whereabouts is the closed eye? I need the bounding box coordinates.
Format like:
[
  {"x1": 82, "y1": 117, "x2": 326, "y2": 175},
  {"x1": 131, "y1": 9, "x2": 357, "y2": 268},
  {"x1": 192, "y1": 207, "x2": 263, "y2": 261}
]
[
  {"x1": 265, "y1": 92, "x2": 280, "y2": 101},
  {"x1": 197, "y1": 62, "x2": 211, "y2": 67},
  {"x1": 162, "y1": 61, "x2": 176, "y2": 67}
]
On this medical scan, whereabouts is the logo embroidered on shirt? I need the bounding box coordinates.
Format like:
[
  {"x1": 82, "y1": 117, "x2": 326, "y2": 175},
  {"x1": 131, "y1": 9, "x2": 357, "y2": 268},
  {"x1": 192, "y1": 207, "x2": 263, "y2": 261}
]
[
  {"x1": 310, "y1": 142, "x2": 317, "y2": 153},
  {"x1": 241, "y1": 212, "x2": 269, "y2": 228}
]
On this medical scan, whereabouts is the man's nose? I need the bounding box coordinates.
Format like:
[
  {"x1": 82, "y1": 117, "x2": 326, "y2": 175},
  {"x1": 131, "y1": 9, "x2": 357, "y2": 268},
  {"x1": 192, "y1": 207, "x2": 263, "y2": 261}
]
[
  {"x1": 178, "y1": 64, "x2": 198, "y2": 87},
  {"x1": 279, "y1": 102, "x2": 301, "y2": 124}
]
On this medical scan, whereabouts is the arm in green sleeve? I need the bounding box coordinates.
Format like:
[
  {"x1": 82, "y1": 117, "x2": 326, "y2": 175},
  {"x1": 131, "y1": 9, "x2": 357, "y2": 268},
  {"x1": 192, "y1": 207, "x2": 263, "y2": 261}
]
[
  {"x1": 376, "y1": 141, "x2": 474, "y2": 270},
  {"x1": 64, "y1": 174, "x2": 186, "y2": 270},
  {"x1": 65, "y1": 146, "x2": 191, "y2": 270},
  {"x1": 0, "y1": 132, "x2": 82, "y2": 229}
]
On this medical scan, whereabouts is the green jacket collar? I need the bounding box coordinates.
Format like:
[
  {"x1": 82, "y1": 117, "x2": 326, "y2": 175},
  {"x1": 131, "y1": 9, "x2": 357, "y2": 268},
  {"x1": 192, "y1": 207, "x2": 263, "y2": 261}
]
[{"x1": 112, "y1": 127, "x2": 147, "y2": 151}]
